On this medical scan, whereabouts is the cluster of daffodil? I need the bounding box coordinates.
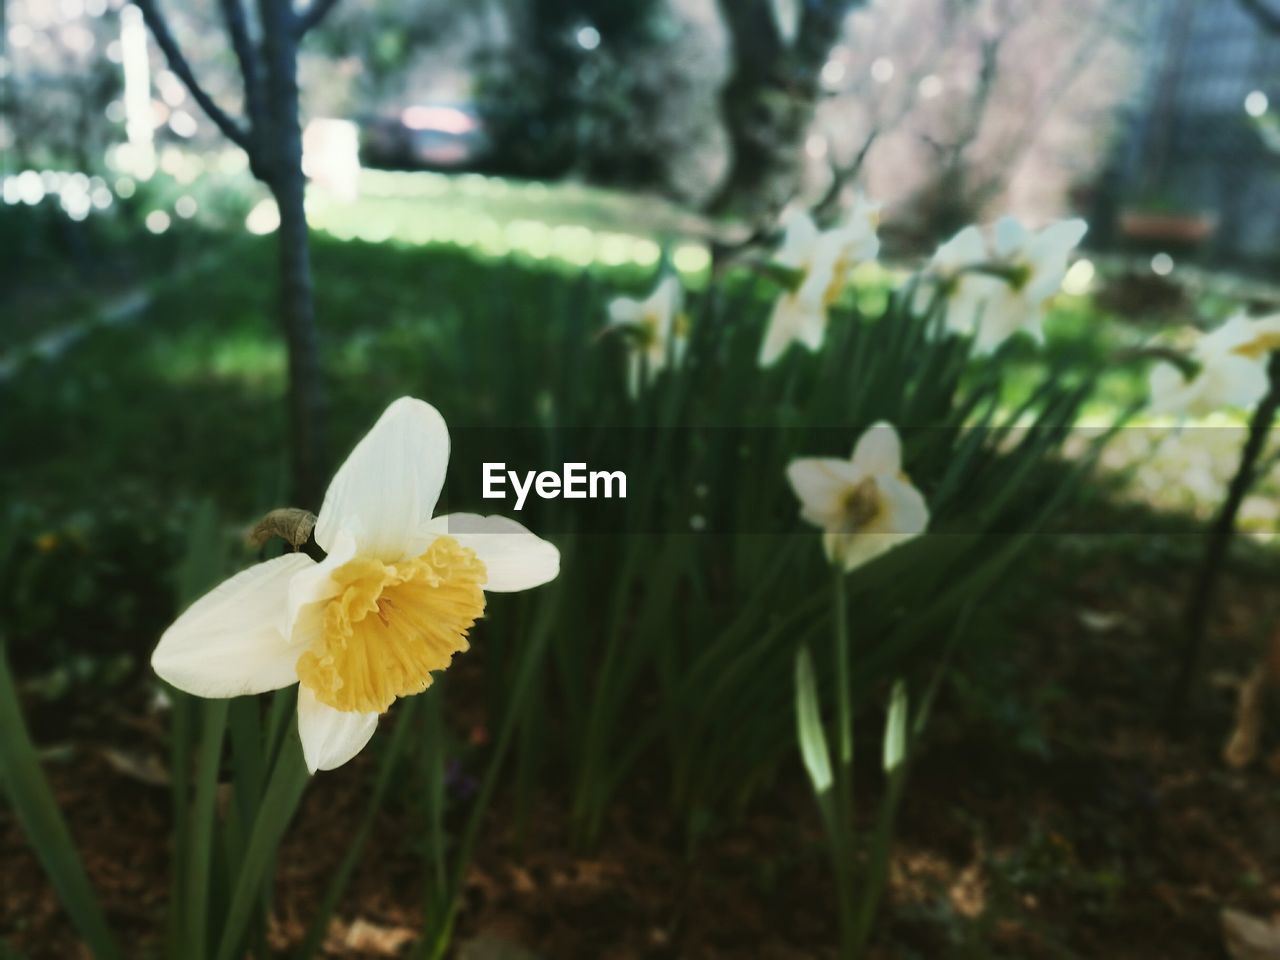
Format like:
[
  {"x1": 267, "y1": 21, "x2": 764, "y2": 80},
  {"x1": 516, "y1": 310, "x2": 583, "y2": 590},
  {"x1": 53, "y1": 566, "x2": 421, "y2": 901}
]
[
  {"x1": 1138, "y1": 305, "x2": 1280, "y2": 722},
  {"x1": 603, "y1": 199, "x2": 1092, "y2": 960},
  {"x1": 1147, "y1": 311, "x2": 1280, "y2": 417},
  {"x1": 607, "y1": 202, "x2": 1088, "y2": 573}
]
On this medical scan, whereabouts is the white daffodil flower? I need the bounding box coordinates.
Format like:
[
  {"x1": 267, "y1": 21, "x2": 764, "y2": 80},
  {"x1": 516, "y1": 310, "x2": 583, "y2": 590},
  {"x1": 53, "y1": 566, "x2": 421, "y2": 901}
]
[
  {"x1": 1147, "y1": 313, "x2": 1280, "y2": 417},
  {"x1": 607, "y1": 274, "x2": 687, "y2": 397},
  {"x1": 926, "y1": 216, "x2": 1087, "y2": 355},
  {"x1": 786, "y1": 421, "x2": 929, "y2": 572},
  {"x1": 152, "y1": 397, "x2": 560, "y2": 773},
  {"x1": 760, "y1": 198, "x2": 881, "y2": 367}
]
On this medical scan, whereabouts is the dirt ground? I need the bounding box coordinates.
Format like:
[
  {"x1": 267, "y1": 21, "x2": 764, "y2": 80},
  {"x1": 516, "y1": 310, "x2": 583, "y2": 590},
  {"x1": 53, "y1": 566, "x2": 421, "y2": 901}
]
[{"x1": 4, "y1": 523, "x2": 1280, "y2": 959}]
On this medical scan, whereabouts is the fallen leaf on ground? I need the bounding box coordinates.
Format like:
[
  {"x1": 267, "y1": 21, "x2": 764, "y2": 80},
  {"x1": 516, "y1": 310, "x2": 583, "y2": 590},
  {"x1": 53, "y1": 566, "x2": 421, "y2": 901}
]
[
  {"x1": 99, "y1": 747, "x2": 169, "y2": 787},
  {"x1": 1223, "y1": 908, "x2": 1280, "y2": 960},
  {"x1": 323, "y1": 917, "x2": 418, "y2": 956}
]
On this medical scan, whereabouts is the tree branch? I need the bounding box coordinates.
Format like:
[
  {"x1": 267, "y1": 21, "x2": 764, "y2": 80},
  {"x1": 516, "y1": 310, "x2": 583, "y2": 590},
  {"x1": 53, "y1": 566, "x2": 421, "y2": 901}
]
[
  {"x1": 294, "y1": 0, "x2": 341, "y2": 37},
  {"x1": 134, "y1": 0, "x2": 252, "y2": 151},
  {"x1": 219, "y1": 0, "x2": 267, "y2": 163},
  {"x1": 1238, "y1": 0, "x2": 1280, "y2": 34},
  {"x1": 814, "y1": 128, "x2": 878, "y2": 222}
]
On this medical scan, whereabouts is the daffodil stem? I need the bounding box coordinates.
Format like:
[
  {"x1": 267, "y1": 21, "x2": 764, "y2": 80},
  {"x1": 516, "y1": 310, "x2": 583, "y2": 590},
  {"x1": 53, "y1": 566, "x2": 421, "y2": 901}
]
[
  {"x1": 832, "y1": 567, "x2": 853, "y2": 796},
  {"x1": 213, "y1": 726, "x2": 309, "y2": 960},
  {"x1": 295, "y1": 698, "x2": 420, "y2": 960},
  {"x1": 831, "y1": 566, "x2": 857, "y2": 960},
  {"x1": 185, "y1": 699, "x2": 229, "y2": 960},
  {"x1": 1169, "y1": 350, "x2": 1280, "y2": 725}
]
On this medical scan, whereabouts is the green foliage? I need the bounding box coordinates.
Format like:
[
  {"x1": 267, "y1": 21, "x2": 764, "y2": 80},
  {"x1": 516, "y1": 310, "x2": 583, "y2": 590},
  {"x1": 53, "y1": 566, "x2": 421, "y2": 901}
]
[
  {"x1": 0, "y1": 229, "x2": 1112, "y2": 956},
  {"x1": 473, "y1": 0, "x2": 683, "y2": 184},
  {"x1": 0, "y1": 640, "x2": 121, "y2": 960}
]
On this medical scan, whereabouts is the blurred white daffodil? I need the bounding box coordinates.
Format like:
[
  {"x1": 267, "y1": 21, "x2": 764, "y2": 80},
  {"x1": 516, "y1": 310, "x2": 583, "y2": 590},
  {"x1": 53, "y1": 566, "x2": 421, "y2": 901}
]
[
  {"x1": 152, "y1": 398, "x2": 560, "y2": 773},
  {"x1": 607, "y1": 274, "x2": 688, "y2": 397},
  {"x1": 787, "y1": 421, "x2": 929, "y2": 572},
  {"x1": 760, "y1": 199, "x2": 881, "y2": 367},
  {"x1": 1147, "y1": 313, "x2": 1280, "y2": 416},
  {"x1": 926, "y1": 216, "x2": 1087, "y2": 355}
]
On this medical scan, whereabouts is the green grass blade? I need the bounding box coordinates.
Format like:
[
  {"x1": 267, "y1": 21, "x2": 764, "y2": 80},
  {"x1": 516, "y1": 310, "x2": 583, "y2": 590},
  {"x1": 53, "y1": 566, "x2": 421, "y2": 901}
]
[
  {"x1": 166, "y1": 687, "x2": 194, "y2": 949},
  {"x1": 417, "y1": 584, "x2": 565, "y2": 959},
  {"x1": 214, "y1": 719, "x2": 310, "y2": 960},
  {"x1": 295, "y1": 697, "x2": 420, "y2": 960},
  {"x1": 186, "y1": 698, "x2": 229, "y2": 960},
  {"x1": 0, "y1": 645, "x2": 121, "y2": 960}
]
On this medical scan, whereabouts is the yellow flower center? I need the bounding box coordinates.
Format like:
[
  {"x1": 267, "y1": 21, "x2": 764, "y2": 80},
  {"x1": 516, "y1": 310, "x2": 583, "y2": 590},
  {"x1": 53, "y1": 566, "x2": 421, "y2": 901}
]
[
  {"x1": 637, "y1": 311, "x2": 662, "y2": 347},
  {"x1": 822, "y1": 256, "x2": 852, "y2": 308},
  {"x1": 840, "y1": 476, "x2": 882, "y2": 532},
  {"x1": 296, "y1": 536, "x2": 487, "y2": 714},
  {"x1": 1233, "y1": 332, "x2": 1280, "y2": 359}
]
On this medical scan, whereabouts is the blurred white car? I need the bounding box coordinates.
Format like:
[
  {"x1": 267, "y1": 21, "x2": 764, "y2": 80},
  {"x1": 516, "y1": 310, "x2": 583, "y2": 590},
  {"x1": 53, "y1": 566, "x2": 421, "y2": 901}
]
[{"x1": 360, "y1": 104, "x2": 491, "y2": 171}]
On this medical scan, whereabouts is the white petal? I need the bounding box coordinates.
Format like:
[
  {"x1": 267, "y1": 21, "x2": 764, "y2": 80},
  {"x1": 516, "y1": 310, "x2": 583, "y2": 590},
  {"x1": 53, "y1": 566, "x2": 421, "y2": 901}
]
[
  {"x1": 776, "y1": 211, "x2": 819, "y2": 266},
  {"x1": 795, "y1": 302, "x2": 828, "y2": 351},
  {"x1": 1211, "y1": 356, "x2": 1269, "y2": 410},
  {"x1": 1036, "y1": 218, "x2": 1088, "y2": 257},
  {"x1": 1024, "y1": 220, "x2": 1088, "y2": 302},
  {"x1": 608, "y1": 296, "x2": 642, "y2": 327},
  {"x1": 851, "y1": 422, "x2": 902, "y2": 476},
  {"x1": 824, "y1": 531, "x2": 902, "y2": 572},
  {"x1": 941, "y1": 280, "x2": 982, "y2": 335},
  {"x1": 626, "y1": 351, "x2": 644, "y2": 398},
  {"x1": 1146, "y1": 362, "x2": 1193, "y2": 415},
  {"x1": 874, "y1": 474, "x2": 930, "y2": 536},
  {"x1": 650, "y1": 275, "x2": 683, "y2": 318},
  {"x1": 797, "y1": 248, "x2": 839, "y2": 307},
  {"x1": 297, "y1": 685, "x2": 378, "y2": 773},
  {"x1": 968, "y1": 290, "x2": 1027, "y2": 355},
  {"x1": 932, "y1": 225, "x2": 987, "y2": 271},
  {"x1": 425, "y1": 514, "x2": 560, "y2": 592},
  {"x1": 315, "y1": 397, "x2": 450, "y2": 562},
  {"x1": 285, "y1": 529, "x2": 357, "y2": 641},
  {"x1": 787, "y1": 458, "x2": 860, "y2": 528},
  {"x1": 760, "y1": 294, "x2": 802, "y2": 366},
  {"x1": 991, "y1": 216, "x2": 1029, "y2": 258},
  {"x1": 152, "y1": 553, "x2": 314, "y2": 698}
]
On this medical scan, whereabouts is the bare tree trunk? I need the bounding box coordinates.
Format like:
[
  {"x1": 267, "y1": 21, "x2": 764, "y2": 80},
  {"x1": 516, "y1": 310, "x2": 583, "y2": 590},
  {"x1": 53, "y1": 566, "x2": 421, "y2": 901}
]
[
  {"x1": 136, "y1": 0, "x2": 338, "y2": 508},
  {"x1": 708, "y1": 0, "x2": 862, "y2": 223},
  {"x1": 260, "y1": 0, "x2": 325, "y2": 508}
]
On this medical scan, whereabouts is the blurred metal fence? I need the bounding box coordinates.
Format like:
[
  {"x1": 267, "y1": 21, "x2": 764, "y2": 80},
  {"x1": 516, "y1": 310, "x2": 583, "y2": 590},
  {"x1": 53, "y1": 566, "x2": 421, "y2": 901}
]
[{"x1": 1096, "y1": 0, "x2": 1280, "y2": 266}]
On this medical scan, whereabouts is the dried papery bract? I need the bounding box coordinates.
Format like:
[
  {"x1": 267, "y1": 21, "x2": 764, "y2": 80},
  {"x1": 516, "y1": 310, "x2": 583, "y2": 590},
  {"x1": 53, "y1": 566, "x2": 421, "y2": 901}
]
[{"x1": 248, "y1": 508, "x2": 317, "y2": 552}]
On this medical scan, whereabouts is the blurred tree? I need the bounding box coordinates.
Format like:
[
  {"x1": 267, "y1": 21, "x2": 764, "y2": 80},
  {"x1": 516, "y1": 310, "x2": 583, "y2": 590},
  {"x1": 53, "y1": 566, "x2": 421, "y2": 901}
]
[
  {"x1": 707, "y1": 0, "x2": 867, "y2": 222},
  {"x1": 472, "y1": 0, "x2": 677, "y2": 184},
  {"x1": 1237, "y1": 0, "x2": 1280, "y2": 32},
  {"x1": 134, "y1": 0, "x2": 342, "y2": 507},
  {"x1": 804, "y1": 0, "x2": 1146, "y2": 242},
  {"x1": 302, "y1": 0, "x2": 461, "y2": 109},
  {"x1": 0, "y1": 6, "x2": 120, "y2": 173}
]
